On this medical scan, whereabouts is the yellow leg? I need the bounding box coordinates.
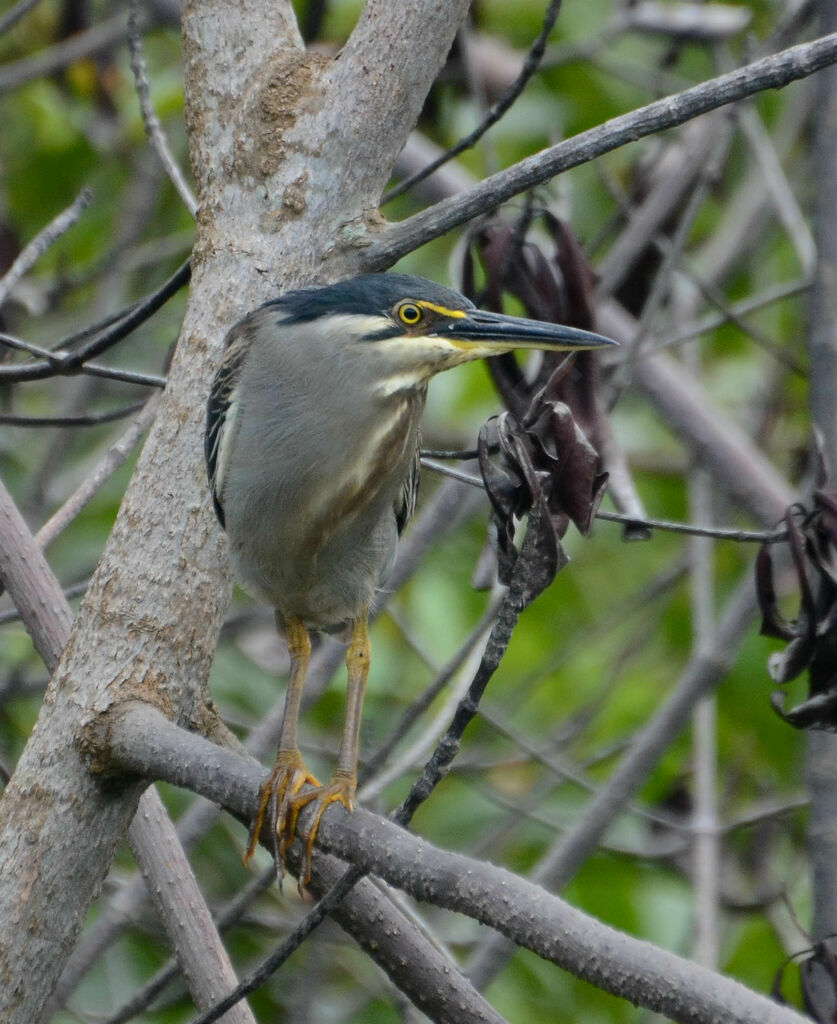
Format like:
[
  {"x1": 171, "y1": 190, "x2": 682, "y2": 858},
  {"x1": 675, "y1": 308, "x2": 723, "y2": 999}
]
[
  {"x1": 290, "y1": 607, "x2": 370, "y2": 889},
  {"x1": 244, "y1": 615, "x2": 319, "y2": 873}
]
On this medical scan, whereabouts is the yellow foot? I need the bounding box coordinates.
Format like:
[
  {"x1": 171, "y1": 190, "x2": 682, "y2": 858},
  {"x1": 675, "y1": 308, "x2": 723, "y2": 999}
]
[
  {"x1": 244, "y1": 749, "x2": 320, "y2": 875},
  {"x1": 289, "y1": 769, "x2": 357, "y2": 892}
]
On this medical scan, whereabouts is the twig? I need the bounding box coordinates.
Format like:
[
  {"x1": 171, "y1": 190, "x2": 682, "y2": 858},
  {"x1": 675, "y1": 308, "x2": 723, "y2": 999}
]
[
  {"x1": 104, "y1": 866, "x2": 276, "y2": 1024},
  {"x1": 0, "y1": 12, "x2": 143, "y2": 95},
  {"x1": 422, "y1": 460, "x2": 787, "y2": 543},
  {"x1": 127, "y1": 2, "x2": 197, "y2": 216},
  {"x1": 360, "y1": 591, "x2": 502, "y2": 802},
  {"x1": 594, "y1": 509, "x2": 787, "y2": 543},
  {"x1": 384, "y1": 0, "x2": 562, "y2": 203},
  {"x1": 366, "y1": 33, "x2": 837, "y2": 268},
  {"x1": 0, "y1": 328, "x2": 167, "y2": 388},
  {"x1": 465, "y1": 570, "x2": 759, "y2": 988},
  {"x1": 0, "y1": 402, "x2": 146, "y2": 427},
  {"x1": 421, "y1": 447, "x2": 480, "y2": 459},
  {"x1": 396, "y1": 506, "x2": 554, "y2": 825},
  {"x1": 35, "y1": 395, "x2": 161, "y2": 550},
  {"x1": 614, "y1": 118, "x2": 734, "y2": 389},
  {"x1": 79, "y1": 363, "x2": 167, "y2": 388},
  {"x1": 737, "y1": 104, "x2": 815, "y2": 275},
  {"x1": 600, "y1": 302, "x2": 795, "y2": 527},
  {"x1": 0, "y1": 189, "x2": 92, "y2": 310},
  {"x1": 479, "y1": 706, "x2": 689, "y2": 833},
  {"x1": 688, "y1": 406, "x2": 721, "y2": 968},
  {"x1": 648, "y1": 260, "x2": 808, "y2": 375},
  {"x1": 0, "y1": 0, "x2": 44, "y2": 37},
  {"x1": 420, "y1": 457, "x2": 484, "y2": 488},
  {"x1": 189, "y1": 866, "x2": 368, "y2": 1024},
  {"x1": 0, "y1": 259, "x2": 190, "y2": 382},
  {"x1": 359, "y1": 597, "x2": 504, "y2": 789},
  {"x1": 660, "y1": 275, "x2": 811, "y2": 347},
  {"x1": 0, "y1": 581, "x2": 88, "y2": 625}
]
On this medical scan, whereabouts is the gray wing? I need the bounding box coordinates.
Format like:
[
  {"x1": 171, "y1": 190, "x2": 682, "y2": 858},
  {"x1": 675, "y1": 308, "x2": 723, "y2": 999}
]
[{"x1": 205, "y1": 324, "x2": 250, "y2": 529}]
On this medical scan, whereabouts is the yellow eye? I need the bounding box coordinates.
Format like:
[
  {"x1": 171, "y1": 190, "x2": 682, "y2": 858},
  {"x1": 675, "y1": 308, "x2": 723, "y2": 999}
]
[{"x1": 397, "y1": 302, "x2": 423, "y2": 326}]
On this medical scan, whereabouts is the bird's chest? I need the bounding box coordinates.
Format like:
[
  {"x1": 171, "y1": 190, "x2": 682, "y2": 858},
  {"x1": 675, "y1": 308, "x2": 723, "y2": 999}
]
[{"x1": 233, "y1": 380, "x2": 418, "y2": 544}]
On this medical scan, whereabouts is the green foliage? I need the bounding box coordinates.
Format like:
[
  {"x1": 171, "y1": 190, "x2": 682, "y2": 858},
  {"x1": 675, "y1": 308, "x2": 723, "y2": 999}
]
[{"x1": 0, "y1": 0, "x2": 823, "y2": 1020}]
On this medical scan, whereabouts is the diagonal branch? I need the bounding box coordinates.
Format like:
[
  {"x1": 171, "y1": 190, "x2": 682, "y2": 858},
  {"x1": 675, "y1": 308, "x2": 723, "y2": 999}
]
[
  {"x1": 384, "y1": 0, "x2": 562, "y2": 203},
  {"x1": 101, "y1": 701, "x2": 811, "y2": 1024},
  {"x1": 365, "y1": 32, "x2": 837, "y2": 268}
]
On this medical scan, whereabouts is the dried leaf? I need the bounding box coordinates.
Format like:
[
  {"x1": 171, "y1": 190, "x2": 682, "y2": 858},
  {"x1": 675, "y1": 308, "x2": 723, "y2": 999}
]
[
  {"x1": 758, "y1": 497, "x2": 837, "y2": 730},
  {"x1": 465, "y1": 214, "x2": 613, "y2": 592},
  {"x1": 800, "y1": 940, "x2": 837, "y2": 1022}
]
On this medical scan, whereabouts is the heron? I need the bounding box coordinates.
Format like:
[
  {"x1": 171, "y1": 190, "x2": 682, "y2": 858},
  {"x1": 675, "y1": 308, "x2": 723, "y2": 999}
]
[{"x1": 205, "y1": 272, "x2": 615, "y2": 883}]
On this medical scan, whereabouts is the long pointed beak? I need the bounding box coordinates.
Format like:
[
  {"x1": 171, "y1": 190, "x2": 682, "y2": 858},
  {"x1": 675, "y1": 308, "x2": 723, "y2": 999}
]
[{"x1": 434, "y1": 309, "x2": 617, "y2": 352}]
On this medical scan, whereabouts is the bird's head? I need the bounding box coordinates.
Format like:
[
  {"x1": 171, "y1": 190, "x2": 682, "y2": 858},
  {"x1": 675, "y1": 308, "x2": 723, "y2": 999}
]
[{"x1": 264, "y1": 273, "x2": 616, "y2": 394}]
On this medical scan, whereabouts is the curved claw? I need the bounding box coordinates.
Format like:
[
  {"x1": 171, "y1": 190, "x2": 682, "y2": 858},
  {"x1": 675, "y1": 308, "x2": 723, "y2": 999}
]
[
  {"x1": 289, "y1": 769, "x2": 357, "y2": 892},
  {"x1": 245, "y1": 749, "x2": 320, "y2": 878}
]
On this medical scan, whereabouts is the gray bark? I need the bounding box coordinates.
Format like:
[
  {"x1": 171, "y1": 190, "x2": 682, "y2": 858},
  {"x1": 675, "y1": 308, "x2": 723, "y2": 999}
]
[
  {"x1": 102, "y1": 701, "x2": 812, "y2": 1024},
  {"x1": 0, "y1": 1, "x2": 470, "y2": 1018}
]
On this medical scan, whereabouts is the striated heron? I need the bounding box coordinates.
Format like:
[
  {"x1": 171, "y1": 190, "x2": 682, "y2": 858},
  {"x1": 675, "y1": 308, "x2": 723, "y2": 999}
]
[{"x1": 205, "y1": 272, "x2": 615, "y2": 884}]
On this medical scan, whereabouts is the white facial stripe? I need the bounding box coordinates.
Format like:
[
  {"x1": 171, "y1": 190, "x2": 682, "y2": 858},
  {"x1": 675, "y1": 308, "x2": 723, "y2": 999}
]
[
  {"x1": 318, "y1": 313, "x2": 394, "y2": 340},
  {"x1": 374, "y1": 370, "x2": 426, "y2": 397},
  {"x1": 214, "y1": 386, "x2": 241, "y2": 499}
]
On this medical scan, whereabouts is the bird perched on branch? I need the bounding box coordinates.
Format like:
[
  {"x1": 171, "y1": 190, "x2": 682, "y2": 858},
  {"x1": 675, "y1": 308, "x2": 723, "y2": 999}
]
[{"x1": 205, "y1": 272, "x2": 615, "y2": 885}]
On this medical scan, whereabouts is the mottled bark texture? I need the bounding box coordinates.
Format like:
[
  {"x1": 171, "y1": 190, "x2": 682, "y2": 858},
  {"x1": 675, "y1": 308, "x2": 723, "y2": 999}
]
[{"x1": 0, "y1": 1, "x2": 470, "y2": 1019}]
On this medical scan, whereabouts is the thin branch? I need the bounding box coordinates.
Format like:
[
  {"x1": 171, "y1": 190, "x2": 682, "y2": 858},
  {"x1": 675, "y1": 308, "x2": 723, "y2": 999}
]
[
  {"x1": 383, "y1": 0, "x2": 562, "y2": 203},
  {"x1": 78, "y1": 363, "x2": 167, "y2": 388},
  {"x1": 420, "y1": 457, "x2": 484, "y2": 488},
  {"x1": 0, "y1": 189, "x2": 92, "y2": 309},
  {"x1": 360, "y1": 591, "x2": 502, "y2": 802},
  {"x1": 0, "y1": 402, "x2": 146, "y2": 427},
  {"x1": 479, "y1": 706, "x2": 690, "y2": 833},
  {"x1": 35, "y1": 395, "x2": 161, "y2": 550},
  {"x1": 396, "y1": 505, "x2": 557, "y2": 825},
  {"x1": 466, "y1": 570, "x2": 759, "y2": 989},
  {"x1": 0, "y1": 259, "x2": 189, "y2": 382},
  {"x1": 421, "y1": 447, "x2": 480, "y2": 459},
  {"x1": 359, "y1": 596, "x2": 504, "y2": 791},
  {"x1": 189, "y1": 866, "x2": 368, "y2": 1024},
  {"x1": 0, "y1": 0, "x2": 44, "y2": 36},
  {"x1": 423, "y1": 459, "x2": 787, "y2": 543},
  {"x1": 616, "y1": 120, "x2": 734, "y2": 385},
  {"x1": 0, "y1": 11, "x2": 147, "y2": 95},
  {"x1": 365, "y1": 33, "x2": 837, "y2": 268},
  {"x1": 0, "y1": 327, "x2": 167, "y2": 387},
  {"x1": 688, "y1": 437, "x2": 721, "y2": 969},
  {"x1": 601, "y1": 302, "x2": 795, "y2": 526},
  {"x1": 594, "y1": 509, "x2": 787, "y2": 543},
  {"x1": 661, "y1": 277, "x2": 811, "y2": 348},
  {"x1": 736, "y1": 104, "x2": 815, "y2": 275},
  {"x1": 54, "y1": 262, "x2": 189, "y2": 352},
  {"x1": 651, "y1": 258, "x2": 809, "y2": 375},
  {"x1": 103, "y1": 866, "x2": 276, "y2": 1024},
  {"x1": 127, "y1": 2, "x2": 197, "y2": 216}
]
